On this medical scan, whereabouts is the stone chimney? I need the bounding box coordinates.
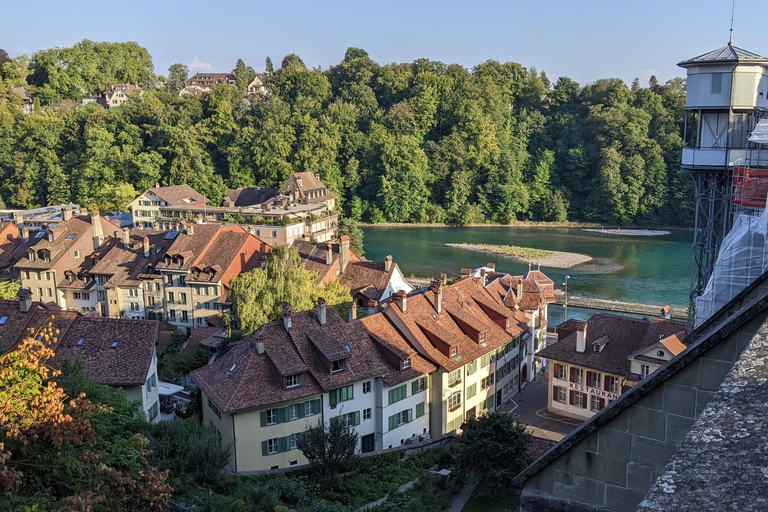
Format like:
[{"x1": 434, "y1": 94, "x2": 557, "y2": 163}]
[
  {"x1": 431, "y1": 280, "x2": 443, "y2": 315},
  {"x1": 440, "y1": 272, "x2": 447, "y2": 286},
  {"x1": 340, "y1": 235, "x2": 350, "y2": 273},
  {"x1": 317, "y1": 297, "x2": 327, "y2": 327},
  {"x1": 17, "y1": 287, "x2": 32, "y2": 313},
  {"x1": 13, "y1": 212, "x2": 24, "y2": 226},
  {"x1": 368, "y1": 299, "x2": 378, "y2": 316},
  {"x1": 384, "y1": 255, "x2": 393, "y2": 273},
  {"x1": 184, "y1": 221, "x2": 194, "y2": 236},
  {"x1": 576, "y1": 324, "x2": 587, "y2": 353},
  {"x1": 122, "y1": 227, "x2": 131, "y2": 248},
  {"x1": 397, "y1": 290, "x2": 407, "y2": 314},
  {"x1": 660, "y1": 305, "x2": 671, "y2": 319},
  {"x1": 91, "y1": 211, "x2": 103, "y2": 249},
  {"x1": 480, "y1": 268, "x2": 487, "y2": 287},
  {"x1": 21, "y1": 228, "x2": 29, "y2": 243},
  {"x1": 143, "y1": 236, "x2": 150, "y2": 257},
  {"x1": 62, "y1": 206, "x2": 73, "y2": 222},
  {"x1": 460, "y1": 268, "x2": 472, "y2": 279},
  {"x1": 282, "y1": 302, "x2": 292, "y2": 331},
  {"x1": 349, "y1": 301, "x2": 357, "y2": 322},
  {"x1": 517, "y1": 278, "x2": 524, "y2": 300},
  {"x1": 326, "y1": 243, "x2": 333, "y2": 265}
]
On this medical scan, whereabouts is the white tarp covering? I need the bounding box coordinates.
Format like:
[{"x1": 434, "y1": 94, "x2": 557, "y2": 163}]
[
  {"x1": 748, "y1": 118, "x2": 768, "y2": 144},
  {"x1": 157, "y1": 381, "x2": 184, "y2": 396},
  {"x1": 695, "y1": 212, "x2": 768, "y2": 328}
]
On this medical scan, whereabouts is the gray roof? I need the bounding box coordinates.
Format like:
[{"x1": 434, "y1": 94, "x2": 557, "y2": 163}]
[{"x1": 678, "y1": 43, "x2": 768, "y2": 67}]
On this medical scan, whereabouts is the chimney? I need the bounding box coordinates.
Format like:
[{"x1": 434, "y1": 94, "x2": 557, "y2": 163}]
[
  {"x1": 440, "y1": 272, "x2": 447, "y2": 286},
  {"x1": 21, "y1": 228, "x2": 29, "y2": 243},
  {"x1": 91, "y1": 211, "x2": 103, "y2": 249},
  {"x1": 340, "y1": 235, "x2": 350, "y2": 273},
  {"x1": 255, "y1": 342, "x2": 265, "y2": 355},
  {"x1": 368, "y1": 299, "x2": 378, "y2": 316},
  {"x1": 282, "y1": 302, "x2": 292, "y2": 331},
  {"x1": 62, "y1": 206, "x2": 73, "y2": 222},
  {"x1": 122, "y1": 227, "x2": 130, "y2": 248},
  {"x1": 143, "y1": 236, "x2": 150, "y2": 257},
  {"x1": 349, "y1": 301, "x2": 357, "y2": 322},
  {"x1": 397, "y1": 290, "x2": 407, "y2": 314},
  {"x1": 480, "y1": 268, "x2": 487, "y2": 287},
  {"x1": 431, "y1": 280, "x2": 442, "y2": 315},
  {"x1": 487, "y1": 262, "x2": 496, "y2": 272},
  {"x1": 460, "y1": 268, "x2": 472, "y2": 279},
  {"x1": 576, "y1": 324, "x2": 587, "y2": 353},
  {"x1": 314, "y1": 173, "x2": 321, "y2": 182},
  {"x1": 384, "y1": 255, "x2": 393, "y2": 273},
  {"x1": 13, "y1": 212, "x2": 24, "y2": 226},
  {"x1": 184, "y1": 221, "x2": 194, "y2": 236},
  {"x1": 660, "y1": 305, "x2": 671, "y2": 319},
  {"x1": 317, "y1": 297, "x2": 327, "y2": 327},
  {"x1": 517, "y1": 279, "x2": 524, "y2": 300},
  {"x1": 326, "y1": 243, "x2": 333, "y2": 265},
  {"x1": 17, "y1": 287, "x2": 32, "y2": 313}
]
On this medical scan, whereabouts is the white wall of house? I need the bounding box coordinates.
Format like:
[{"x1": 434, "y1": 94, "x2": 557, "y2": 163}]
[
  {"x1": 381, "y1": 266, "x2": 414, "y2": 302},
  {"x1": 378, "y1": 375, "x2": 430, "y2": 450},
  {"x1": 323, "y1": 379, "x2": 379, "y2": 453},
  {"x1": 123, "y1": 349, "x2": 160, "y2": 423}
]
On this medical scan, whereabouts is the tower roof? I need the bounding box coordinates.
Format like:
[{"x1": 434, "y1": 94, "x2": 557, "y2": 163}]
[{"x1": 678, "y1": 43, "x2": 768, "y2": 68}]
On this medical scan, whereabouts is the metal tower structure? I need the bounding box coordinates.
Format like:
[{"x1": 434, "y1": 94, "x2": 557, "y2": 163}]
[{"x1": 678, "y1": 43, "x2": 768, "y2": 318}]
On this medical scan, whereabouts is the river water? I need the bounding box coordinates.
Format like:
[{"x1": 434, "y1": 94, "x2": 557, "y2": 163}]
[{"x1": 362, "y1": 226, "x2": 693, "y2": 323}]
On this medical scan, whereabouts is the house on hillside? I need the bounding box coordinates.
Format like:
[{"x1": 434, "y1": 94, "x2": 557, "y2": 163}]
[
  {"x1": 185, "y1": 72, "x2": 236, "y2": 93},
  {"x1": 247, "y1": 74, "x2": 267, "y2": 96},
  {"x1": 102, "y1": 84, "x2": 142, "y2": 109},
  {"x1": 10, "y1": 87, "x2": 35, "y2": 114},
  {"x1": 129, "y1": 184, "x2": 209, "y2": 229},
  {"x1": 278, "y1": 172, "x2": 338, "y2": 211}
]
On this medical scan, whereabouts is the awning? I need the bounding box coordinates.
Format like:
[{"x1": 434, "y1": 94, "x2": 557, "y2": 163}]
[
  {"x1": 748, "y1": 119, "x2": 768, "y2": 144},
  {"x1": 158, "y1": 381, "x2": 184, "y2": 396}
]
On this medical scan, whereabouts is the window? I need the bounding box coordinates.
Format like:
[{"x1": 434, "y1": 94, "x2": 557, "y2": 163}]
[
  {"x1": 657, "y1": 350, "x2": 665, "y2": 358},
  {"x1": 288, "y1": 404, "x2": 301, "y2": 421},
  {"x1": 342, "y1": 411, "x2": 360, "y2": 427},
  {"x1": 363, "y1": 408, "x2": 371, "y2": 420},
  {"x1": 571, "y1": 367, "x2": 584, "y2": 384},
  {"x1": 450, "y1": 346, "x2": 457, "y2": 358},
  {"x1": 572, "y1": 391, "x2": 586, "y2": 408},
  {"x1": 481, "y1": 374, "x2": 494, "y2": 390},
  {"x1": 554, "y1": 363, "x2": 566, "y2": 380},
  {"x1": 154, "y1": 282, "x2": 160, "y2": 291},
  {"x1": 329, "y1": 384, "x2": 354, "y2": 407},
  {"x1": 304, "y1": 400, "x2": 317, "y2": 416},
  {"x1": 448, "y1": 368, "x2": 462, "y2": 387},
  {"x1": 44, "y1": 272, "x2": 51, "y2": 281},
  {"x1": 466, "y1": 360, "x2": 477, "y2": 375},
  {"x1": 641, "y1": 364, "x2": 651, "y2": 378},
  {"x1": 388, "y1": 385, "x2": 407, "y2": 405},
  {"x1": 479, "y1": 331, "x2": 487, "y2": 344},
  {"x1": 412, "y1": 377, "x2": 426, "y2": 395},
  {"x1": 267, "y1": 438, "x2": 279, "y2": 454},
  {"x1": 168, "y1": 292, "x2": 174, "y2": 303},
  {"x1": 388, "y1": 409, "x2": 412, "y2": 431},
  {"x1": 467, "y1": 383, "x2": 477, "y2": 399},
  {"x1": 180, "y1": 292, "x2": 187, "y2": 303},
  {"x1": 587, "y1": 371, "x2": 601, "y2": 389},
  {"x1": 207, "y1": 397, "x2": 222, "y2": 419},
  {"x1": 148, "y1": 400, "x2": 159, "y2": 421},
  {"x1": 363, "y1": 381, "x2": 371, "y2": 393},
  {"x1": 480, "y1": 353, "x2": 491, "y2": 368},
  {"x1": 129, "y1": 288, "x2": 138, "y2": 297},
  {"x1": 711, "y1": 72, "x2": 723, "y2": 94},
  {"x1": 288, "y1": 433, "x2": 299, "y2": 450},
  {"x1": 266, "y1": 409, "x2": 278, "y2": 425},
  {"x1": 36, "y1": 288, "x2": 42, "y2": 298},
  {"x1": 448, "y1": 391, "x2": 461, "y2": 412},
  {"x1": 415, "y1": 402, "x2": 425, "y2": 418},
  {"x1": 74, "y1": 292, "x2": 82, "y2": 300},
  {"x1": 96, "y1": 275, "x2": 108, "y2": 285},
  {"x1": 46, "y1": 288, "x2": 52, "y2": 297},
  {"x1": 74, "y1": 251, "x2": 80, "y2": 259},
  {"x1": 145, "y1": 373, "x2": 157, "y2": 395},
  {"x1": 590, "y1": 395, "x2": 604, "y2": 412},
  {"x1": 286, "y1": 374, "x2": 302, "y2": 389},
  {"x1": 331, "y1": 359, "x2": 346, "y2": 373},
  {"x1": 98, "y1": 291, "x2": 106, "y2": 301},
  {"x1": 556, "y1": 386, "x2": 567, "y2": 403},
  {"x1": 82, "y1": 292, "x2": 90, "y2": 301},
  {"x1": 402, "y1": 358, "x2": 411, "y2": 369},
  {"x1": 606, "y1": 376, "x2": 620, "y2": 393},
  {"x1": 271, "y1": 230, "x2": 277, "y2": 238},
  {"x1": 181, "y1": 311, "x2": 188, "y2": 322}
]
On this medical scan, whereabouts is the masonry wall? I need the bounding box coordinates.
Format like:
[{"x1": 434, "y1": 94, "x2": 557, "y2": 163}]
[{"x1": 520, "y1": 311, "x2": 768, "y2": 512}]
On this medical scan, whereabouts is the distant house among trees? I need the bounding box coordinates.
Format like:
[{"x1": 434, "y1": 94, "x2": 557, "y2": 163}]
[
  {"x1": 102, "y1": 83, "x2": 142, "y2": 109},
  {"x1": 184, "y1": 72, "x2": 236, "y2": 93},
  {"x1": 9, "y1": 87, "x2": 35, "y2": 114}
]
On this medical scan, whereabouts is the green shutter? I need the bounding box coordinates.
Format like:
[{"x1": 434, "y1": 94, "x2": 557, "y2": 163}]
[
  {"x1": 301, "y1": 402, "x2": 308, "y2": 418},
  {"x1": 406, "y1": 409, "x2": 413, "y2": 423},
  {"x1": 314, "y1": 399, "x2": 322, "y2": 415},
  {"x1": 416, "y1": 402, "x2": 425, "y2": 418},
  {"x1": 329, "y1": 389, "x2": 338, "y2": 407},
  {"x1": 412, "y1": 380, "x2": 417, "y2": 395},
  {"x1": 262, "y1": 440, "x2": 268, "y2": 456},
  {"x1": 388, "y1": 414, "x2": 397, "y2": 431},
  {"x1": 277, "y1": 408, "x2": 286, "y2": 423},
  {"x1": 348, "y1": 384, "x2": 354, "y2": 400},
  {"x1": 278, "y1": 437, "x2": 286, "y2": 453},
  {"x1": 354, "y1": 411, "x2": 361, "y2": 426},
  {"x1": 260, "y1": 411, "x2": 267, "y2": 427}
]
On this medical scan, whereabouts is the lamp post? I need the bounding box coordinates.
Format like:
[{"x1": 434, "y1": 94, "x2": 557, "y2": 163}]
[{"x1": 563, "y1": 275, "x2": 571, "y2": 321}]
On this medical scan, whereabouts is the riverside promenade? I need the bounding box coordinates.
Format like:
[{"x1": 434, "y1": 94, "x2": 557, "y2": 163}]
[{"x1": 554, "y1": 290, "x2": 688, "y2": 320}]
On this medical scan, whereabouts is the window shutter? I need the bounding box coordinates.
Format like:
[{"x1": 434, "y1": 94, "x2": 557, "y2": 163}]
[
  {"x1": 354, "y1": 411, "x2": 361, "y2": 426},
  {"x1": 406, "y1": 409, "x2": 413, "y2": 423},
  {"x1": 604, "y1": 376, "x2": 611, "y2": 392},
  {"x1": 416, "y1": 402, "x2": 425, "y2": 418},
  {"x1": 569, "y1": 390, "x2": 575, "y2": 405},
  {"x1": 599, "y1": 398, "x2": 606, "y2": 410},
  {"x1": 260, "y1": 411, "x2": 267, "y2": 427},
  {"x1": 329, "y1": 390, "x2": 338, "y2": 407},
  {"x1": 586, "y1": 371, "x2": 592, "y2": 387},
  {"x1": 552, "y1": 385, "x2": 557, "y2": 399},
  {"x1": 425, "y1": 374, "x2": 429, "y2": 388},
  {"x1": 582, "y1": 394, "x2": 587, "y2": 409},
  {"x1": 313, "y1": 399, "x2": 322, "y2": 414},
  {"x1": 261, "y1": 440, "x2": 268, "y2": 456},
  {"x1": 388, "y1": 414, "x2": 396, "y2": 431},
  {"x1": 277, "y1": 408, "x2": 286, "y2": 423},
  {"x1": 349, "y1": 385, "x2": 354, "y2": 400},
  {"x1": 278, "y1": 437, "x2": 286, "y2": 452},
  {"x1": 412, "y1": 380, "x2": 417, "y2": 395},
  {"x1": 569, "y1": 367, "x2": 575, "y2": 382}
]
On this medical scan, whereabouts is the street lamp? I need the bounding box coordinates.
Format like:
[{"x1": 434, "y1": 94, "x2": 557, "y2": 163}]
[{"x1": 563, "y1": 275, "x2": 571, "y2": 321}]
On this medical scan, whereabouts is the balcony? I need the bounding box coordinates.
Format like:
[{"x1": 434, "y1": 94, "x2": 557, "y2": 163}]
[
  {"x1": 448, "y1": 377, "x2": 462, "y2": 388},
  {"x1": 448, "y1": 401, "x2": 462, "y2": 412}
]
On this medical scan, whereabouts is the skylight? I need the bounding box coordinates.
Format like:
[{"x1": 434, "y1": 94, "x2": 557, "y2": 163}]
[
  {"x1": 163, "y1": 231, "x2": 179, "y2": 240},
  {"x1": 76, "y1": 337, "x2": 85, "y2": 347},
  {"x1": 34, "y1": 231, "x2": 45, "y2": 239},
  {"x1": 229, "y1": 363, "x2": 237, "y2": 372},
  {"x1": 110, "y1": 340, "x2": 119, "y2": 348},
  {"x1": 66, "y1": 234, "x2": 76, "y2": 240},
  {"x1": 0, "y1": 316, "x2": 8, "y2": 326}
]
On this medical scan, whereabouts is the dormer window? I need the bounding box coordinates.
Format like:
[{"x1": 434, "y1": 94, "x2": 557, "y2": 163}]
[
  {"x1": 450, "y1": 346, "x2": 458, "y2": 358},
  {"x1": 27, "y1": 249, "x2": 35, "y2": 262},
  {"x1": 479, "y1": 331, "x2": 487, "y2": 345},
  {"x1": 47, "y1": 231, "x2": 54, "y2": 242},
  {"x1": 286, "y1": 374, "x2": 302, "y2": 389},
  {"x1": 402, "y1": 359, "x2": 411, "y2": 370},
  {"x1": 593, "y1": 344, "x2": 600, "y2": 353},
  {"x1": 331, "y1": 359, "x2": 346, "y2": 373},
  {"x1": 657, "y1": 350, "x2": 665, "y2": 358},
  {"x1": 41, "y1": 250, "x2": 50, "y2": 263}
]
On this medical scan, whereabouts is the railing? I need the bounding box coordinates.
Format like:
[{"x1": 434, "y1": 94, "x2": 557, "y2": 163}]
[
  {"x1": 448, "y1": 378, "x2": 462, "y2": 388},
  {"x1": 448, "y1": 401, "x2": 461, "y2": 412}
]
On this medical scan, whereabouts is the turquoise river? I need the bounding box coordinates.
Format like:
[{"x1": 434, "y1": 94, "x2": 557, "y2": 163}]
[{"x1": 362, "y1": 226, "x2": 694, "y2": 324}]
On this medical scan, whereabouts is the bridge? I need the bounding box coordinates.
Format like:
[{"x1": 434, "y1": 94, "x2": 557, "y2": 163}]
[{"x1": 553, "y1": 291, "x2": 688, "y2": 320}]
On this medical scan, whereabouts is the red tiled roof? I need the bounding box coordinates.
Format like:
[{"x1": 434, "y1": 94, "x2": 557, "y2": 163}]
[
  {"x1": 537, "y1": 313, "x2": 688, "y2": 377},
  {"x1": 148, "y1": 184, "x2": 208, "y2": 207}
]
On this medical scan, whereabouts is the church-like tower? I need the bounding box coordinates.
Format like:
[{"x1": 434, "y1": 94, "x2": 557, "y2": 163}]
[{"x1": 678, "y1": 41, "x2": 768, "y2": 317}]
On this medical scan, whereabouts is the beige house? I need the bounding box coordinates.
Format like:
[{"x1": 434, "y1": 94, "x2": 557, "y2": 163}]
[
  {"x1": 540, "y1": 314, "x2": 688, "y2": 420},
  {"x1": 102, "y1": 84, "x2": 142, "y2": 109},
  {"x1": 129, "y1": 184, "x2": 209, "y2": 229}
]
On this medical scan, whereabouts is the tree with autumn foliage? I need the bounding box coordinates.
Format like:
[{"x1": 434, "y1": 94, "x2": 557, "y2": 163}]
[{"x1": 0, "y1": 321, "x2": 172, "y2": 511}]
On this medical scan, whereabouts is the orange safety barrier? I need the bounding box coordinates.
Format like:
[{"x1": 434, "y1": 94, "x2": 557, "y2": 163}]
[{"x1": 733, "y1": 167, "x2": 768, "y2": 208}]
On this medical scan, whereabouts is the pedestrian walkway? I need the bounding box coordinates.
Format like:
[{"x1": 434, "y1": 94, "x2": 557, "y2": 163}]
[
  {"x1": 447, "y1": 477, "x2": 477, "y2": 512},
  {"x1": 500, "y1": 371, "x2": 581, "y2": 437}
]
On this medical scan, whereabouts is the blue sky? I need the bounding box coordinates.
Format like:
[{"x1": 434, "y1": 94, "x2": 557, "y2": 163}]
[{"x1": 2, "y1": 0, "x2": 766, "y2": 86}]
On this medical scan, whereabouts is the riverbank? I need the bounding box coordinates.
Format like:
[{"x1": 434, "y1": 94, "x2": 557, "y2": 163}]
[
  {"x1": 446, "y1": 243, "x2": 592, "y2": 269},
  {"x1": 582, "y1": 228, "x2": 671, "y2": 236},
  {"x1": 359, "y1": 221, "x2": 691, "y2": 231}
]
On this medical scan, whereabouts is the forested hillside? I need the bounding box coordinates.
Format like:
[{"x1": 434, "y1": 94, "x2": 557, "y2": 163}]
[{"x1": 0, "y1": 41, "x2": 693, "y2": 226}]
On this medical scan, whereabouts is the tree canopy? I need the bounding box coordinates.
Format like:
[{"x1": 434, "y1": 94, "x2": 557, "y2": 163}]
[
  {"x1": 0, "y1": 41, "x2": 692, "y2": 226},
  {"x1": 297, "y1": 417, "x2": 358, "y2": 476}
]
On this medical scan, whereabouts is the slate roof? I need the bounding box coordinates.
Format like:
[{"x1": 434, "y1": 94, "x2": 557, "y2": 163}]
[
  {"x1": 221, "y1": 188, "x2": 278, "y2": 207},
  {"x1": 678, "y1": 43, "x2": 768, "y2": 67},
  {"x1": 538, "y1": 314, "x2": 688, "y2": 377}
]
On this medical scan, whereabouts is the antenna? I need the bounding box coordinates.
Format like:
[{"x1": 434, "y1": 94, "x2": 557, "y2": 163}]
[{"x1": 729, "y1": 0, "x2": 736, "y2": 45}]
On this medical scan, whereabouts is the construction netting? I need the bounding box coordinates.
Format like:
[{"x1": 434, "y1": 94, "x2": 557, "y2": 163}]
[{"x1": 695, "y1": 211, "x2": 768, "y2": 327}]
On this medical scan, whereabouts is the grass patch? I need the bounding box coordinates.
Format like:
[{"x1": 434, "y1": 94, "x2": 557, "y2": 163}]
[{"x1": 455, "y1": 243, "x2": 553, "y2": 261}]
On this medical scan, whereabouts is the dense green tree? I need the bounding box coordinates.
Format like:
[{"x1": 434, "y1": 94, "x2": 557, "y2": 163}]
[
  {"x1": 338, "y1": 217, "x2": 365, "y2": 256},
  {"x1": 166, "y1": 63, "x2": 188, "y2": 93},
  {"x1": 297, "y1": 417, "x2": 358, "y2": 476},
  {"x1": 265, "y1": 56, "x2": 274, "y2": 75}
]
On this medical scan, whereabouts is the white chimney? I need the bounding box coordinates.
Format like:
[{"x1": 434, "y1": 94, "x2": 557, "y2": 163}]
[
  {"x1": 340, "y1": 235, "x2": 350, "y2": 273},
  {"x1": 62, "y1": 207, "x2": 73, "y2": 221},
  {"x1": 91, "y1": 211, "x2": 103, "y2": 249},
  {"x1": 122, "y1": 227, "x2": 131, "y2": 248},
  {"x1": 282, "y1": 302, "x2": 292, "y2": 331},
  {"x1": 384, "y1": 255, "x2": 393, "y2": 273},
  {"x1": 397, "y1": 290, "x2": 407, "y2": 314},
  {"x1": 317, "y1": 297, "x2": 327, "y2": 327},
  {"x1": 517, "y1": 279, "x2": 524, "y2": 300},
  {"x1": 349, "y1": 301, "x2": 357, "y2": 322},
  {"x1": 576, "y1": 324, "x2": 587, "y2": 353},
  {"x1": 480, "y1": 269, "x2": 487, "y2": 287},
  {"x1": 143, "y1": 236, "x2": 150, "y2": 257},
  {"x1": 326, "y1": 243, "x2": 333, "y2": 265},
  {"x1": 432, "y1": 280, "x2": 442, "y2": 314}
]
